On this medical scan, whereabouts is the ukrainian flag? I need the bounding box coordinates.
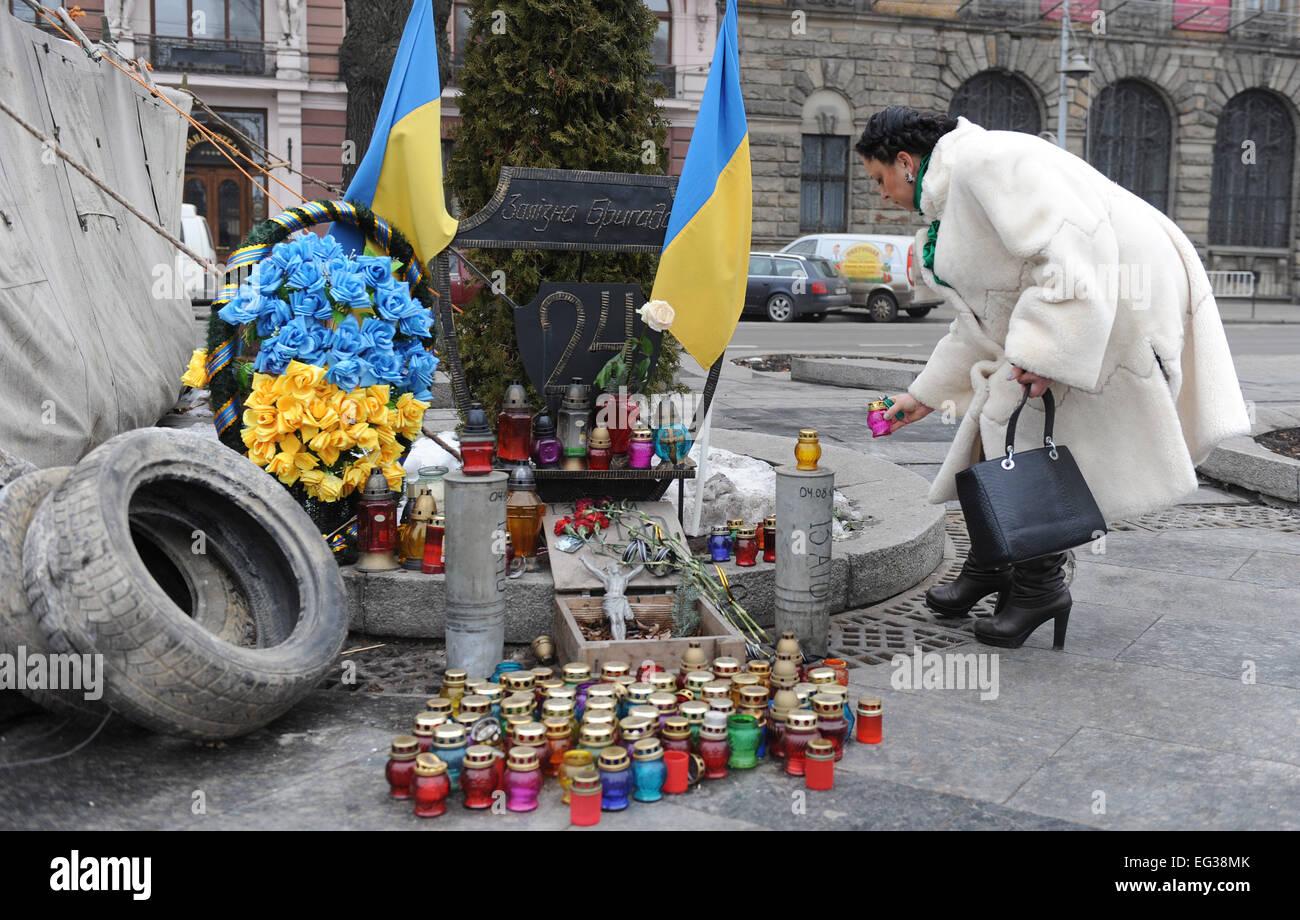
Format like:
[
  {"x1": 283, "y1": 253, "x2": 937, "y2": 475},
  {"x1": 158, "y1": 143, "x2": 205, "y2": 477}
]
[
  {"x1": 650, "y1": 0, "x2": 751, "y2": 370},
  {"x1": 331, "y1": 0, "x2": 457, "y2": 264}
]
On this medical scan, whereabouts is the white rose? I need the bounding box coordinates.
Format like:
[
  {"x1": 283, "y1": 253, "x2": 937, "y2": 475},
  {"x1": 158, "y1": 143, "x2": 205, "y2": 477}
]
[{"x1": 638, "y1": 299, "x2": 675, "y2": 333}]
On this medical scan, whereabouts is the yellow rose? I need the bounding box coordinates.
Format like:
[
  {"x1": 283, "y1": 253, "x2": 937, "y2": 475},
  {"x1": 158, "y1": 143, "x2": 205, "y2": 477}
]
[
  {"x1": 342, "y1": 463, "x2": 371, "y2": 495},
  {"x1": 304, "y1": 397, "x2": 340, "y2": 431},
  {"x1": 364, "y1": 395, "x2": 389, "y2": 426},
  {"x1": 274, "y1": 395, "x2": 307, "y2": 435},
  {"x1": 293, "y1": 449, "x2": 320, "y2": 471},
  {"x1": 266, "y1": 451, "x2": 301, "y2": 486},
  {"x1": 379, "y1": 441, "x2": 404, "y2": 467},
  {"x1": 317, "y1": 473, "x2": 345, "y2": 503},
  {"x1": 315, "y1": 445, "x2": 341, "y2": 467},
  {"x1": 245, "y1": 377, "x2": 279, "y2": 411},
  {"x1": 248, "y1": 440, "x2": 278, "y2": 467},
  {"x1": 347, "y1": 423, "x2": 379, "y2": 453},
  {"x1": 284, "y1": 361, "x2": 327, "y2": 398},
  {"x1": 381, "y1": 462, "x2": 405, "y2": 493},
  {"x1": 181, "y1": 349, "x2": 208, "y2": 388},
  {"x1": 395, "y1": 393, "x2": 428, "y2": 440},
  {"x1": 335, "y1": 396, "x2": 362, "y2": 427},
  {"x1": 297, "y1": 468, "x2": 326, "y2": 498}
]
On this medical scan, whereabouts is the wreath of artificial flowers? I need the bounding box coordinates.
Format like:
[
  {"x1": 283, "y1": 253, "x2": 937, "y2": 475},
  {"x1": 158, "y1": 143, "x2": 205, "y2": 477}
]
[{"x1": 183, "y1": 200, "x2": 439, "y2": 503}]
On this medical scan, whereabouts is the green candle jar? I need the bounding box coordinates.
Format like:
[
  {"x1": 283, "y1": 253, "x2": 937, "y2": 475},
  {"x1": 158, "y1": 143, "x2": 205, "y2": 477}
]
[{"x1": 726, "y1": 714, "x2": 762, "y2": 769}]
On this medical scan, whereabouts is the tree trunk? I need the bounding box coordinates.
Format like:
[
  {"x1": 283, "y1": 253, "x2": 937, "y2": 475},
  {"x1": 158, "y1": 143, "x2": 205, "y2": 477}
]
[{"x1": 339, "y1": 0, "x2": 452, "y2": 189}]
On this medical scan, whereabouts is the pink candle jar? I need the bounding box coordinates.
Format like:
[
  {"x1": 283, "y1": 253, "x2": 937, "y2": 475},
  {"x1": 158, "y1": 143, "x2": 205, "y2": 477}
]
[
  {"x1": 628, "y1": 427, "x2": 655, "y2": 469},
  {"x1": 503, "y1": 747, "x2": 544, "y2": 812}
]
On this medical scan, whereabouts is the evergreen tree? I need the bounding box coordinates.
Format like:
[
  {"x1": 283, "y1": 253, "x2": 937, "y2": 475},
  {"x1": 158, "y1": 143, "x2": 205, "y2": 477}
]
[{"x1": 445, "y1": 0, "x2": 681, "y2": 423}]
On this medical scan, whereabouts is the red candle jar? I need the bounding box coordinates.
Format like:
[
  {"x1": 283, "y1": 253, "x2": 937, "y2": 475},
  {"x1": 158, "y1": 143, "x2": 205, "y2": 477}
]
[
  {"x1": 420, "y1": 516, "x2": 445, "y2": 574},
  {"x1": 356, "y1": 471, "x2": 399, "y2": 572},
  {"x1": 824, "y1": 658, "x2": 850, "y2": 687},
  {"x1": 586, "y1": 427, "x2": 612, "y2": 471},
  {"x1": 762, "y1": 515, "x2": 776, "y2": 563},
  {"x1": 783, "y1": 711, "x2": 818, "y2": 777},
  {"x1": 662, "y1": 750, "x2": 690, "y2": 795},
  {"x1": 804, "y1": 738, "x2": 835, "y2": 791},
  {"x1": 733, "y1": 526, "x2": 759, "y2": 566},
  {"x1": 460, "y1": 744, "x2": 499, "y2": 809},
  {"x1": 385, "y1": 736, "x2": 420, "y2": 798},
  {"x1": 660, "y1": 717, "x2": 692, "y2": 756},
  {"x1": 569, "y1": 768, "x2": 603, "y2": 826},
  {"x1": 813, "y1": 694, "x2": 848, "y2": 761},
  {"x1": 543, "y1": 717, "x2": 573, "y2": 776},
  {"x1": 496, "y1": 381, "x2": 533, "y2": 463},
  {"x1": 503, "y1": 747, "x2": 544, "y2": 812},
  {"x1": 413, "y1": 713, "x2": 442, "y2": 753},
  {"x1": 412, "y1": 753, "x2": 452, "y2": 817},
  {"x1": 458, "y1": 402, "x2": 497, "y2": 475},
  {"x1": 767, "y1": 710, "x2": 788, "y2": 762},
  {"x1": 698, "y1": 714, "x2": 731, "y2": 779},
  {"x1": 857, "y1": 697, "x2": 883, "y2": 744}
]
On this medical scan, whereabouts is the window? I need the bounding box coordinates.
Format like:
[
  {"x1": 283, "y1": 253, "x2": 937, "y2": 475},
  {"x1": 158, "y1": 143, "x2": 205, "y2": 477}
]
[
  {"x1": 748, "y1": 256, "x2": 773, "y2": 276},
  {"x1": 10, "y1": 0, "x2": 36, "y2": 22},
  {"x1": 786, "y1": 239, "x2": 818, "y2": 255},
  {"x1": 800, "y1": 135, "x2": 848, "y2": 233},
  {"x1": 1210, "y1": 90, "x2": 1294, "y2": 248},
  {"x1": 1242, "y1": 0, "x2": 1282, "y2": 11},
  {"x1": 153, "y1": 0, "x2": 263, "y2": 41},
  {"x1": 645, "y1": 0, "x2": 670, "y2": 67},
  {"x1": 949, "y1": 71, "x2": 1042, "y2": 135},
  {"x1": 772, "y1": 258, "x2": 807, "y2": 278},
  {"x1": 1089, "y1": 80, "x2": 1171, "y2": 212}
]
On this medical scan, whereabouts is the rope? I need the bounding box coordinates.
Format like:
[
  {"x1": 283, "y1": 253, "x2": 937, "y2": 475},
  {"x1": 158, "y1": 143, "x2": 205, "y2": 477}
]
[{"x1": 0, "y1": 97, "x2": 216, "y2": 273}]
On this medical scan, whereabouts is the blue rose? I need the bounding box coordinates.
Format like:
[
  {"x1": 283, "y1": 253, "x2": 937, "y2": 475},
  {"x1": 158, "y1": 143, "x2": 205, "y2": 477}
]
[
  {"x1": 327, "y1": 314, "x2": 366, "y2": 363},
  {"x1": 274, "y1": 316, "x2": 311, "y2": 356},
  {"x1": 327, "y1": 269, "x2": 372, "y2": 310},
  {"x1": 374, "y1": 281, "x2": 412, "y2": 322},
  {"x1": 218, "y1": 284, "x2": 260, "y2": 325},
  {"x1": 253, "y1": 331, "x2": 292, "y2": 375},
  {"x1": 255, "y1": 260, "x2": 286, "y2": 296},
  {"x1": 287, "y1": 257, "x2": 326, "y2": 294},
  {"x1": 326, "y1": 356, "x2": 363, "y2": 392},
  {"x1": 397, "y1": 302, "x2": 433, "y2": 339},
  {"x1": 291, "y1": 290, "x2": 333, "y2": 321},
  {"x1": 359, "y1": 317, "x2": 397, "y2": 355},
  {"x1": 316, "y1": 234, "x2": 343, "y2": 262},
  {"x1": 405, "y1": 349, "x2": 438, "y2": 392},
  {"x1": 298, "y1": 321, "x2": 332, "y2": 367},
  {"x1": 355, "y1": 256, "x2": 394, "y2": 289},
  {"x1": 359, "y1": 349, "x2": 406, "y2": 388}
]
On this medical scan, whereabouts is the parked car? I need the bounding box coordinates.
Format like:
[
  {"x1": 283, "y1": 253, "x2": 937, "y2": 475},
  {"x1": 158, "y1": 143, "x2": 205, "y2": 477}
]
[
  {"x1": 780, "y1": 232, "x2": 939, "y2": 322},
  {"x1": 744, "y1": 252, "x2": 851, "y2": 322},
  {"x1": 448, "y1": 251, "x2": 483, "y2": 306},
  {"x1": 179, "y1": 203, "x2": 218, "y2": 304}
]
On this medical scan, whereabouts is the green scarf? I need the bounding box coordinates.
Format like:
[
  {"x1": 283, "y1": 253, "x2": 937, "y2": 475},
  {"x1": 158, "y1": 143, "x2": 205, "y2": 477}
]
[{"x1": 913, "y1": 154, "x2": 950, "y2": 289}]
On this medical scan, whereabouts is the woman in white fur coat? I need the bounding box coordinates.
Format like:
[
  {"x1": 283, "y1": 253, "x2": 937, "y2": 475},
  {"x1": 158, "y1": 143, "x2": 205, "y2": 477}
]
[{"x1": 857, "y1": 107, "x2": 1250, "y2": 650}]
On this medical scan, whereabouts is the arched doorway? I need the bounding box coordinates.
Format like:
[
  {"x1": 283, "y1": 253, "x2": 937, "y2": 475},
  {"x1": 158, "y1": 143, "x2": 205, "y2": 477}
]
[
  {"x1": 183, "y1": 117, "x2": 266, "y2": 264},
  {"x1": 948, "y1": 70, "x2": 1043, "y2": 135},
  {"x1": 1089, "y1": 80, "x2": 1172, "y2": 213}
]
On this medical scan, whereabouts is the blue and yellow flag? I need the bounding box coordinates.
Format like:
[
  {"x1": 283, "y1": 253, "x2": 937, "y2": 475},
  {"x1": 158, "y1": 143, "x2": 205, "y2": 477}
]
[
  {"x1": 650, "y1": 0, "x2": 751, "y2": 370},
  {"x1": 331, "y1": 0, "x2": 457, "y2": 264}
]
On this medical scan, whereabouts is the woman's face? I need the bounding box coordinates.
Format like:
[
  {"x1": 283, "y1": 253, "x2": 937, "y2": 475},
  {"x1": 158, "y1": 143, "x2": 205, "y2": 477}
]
[{"x1": 862, "y1": 152, "x2": 919, "y2": 212}]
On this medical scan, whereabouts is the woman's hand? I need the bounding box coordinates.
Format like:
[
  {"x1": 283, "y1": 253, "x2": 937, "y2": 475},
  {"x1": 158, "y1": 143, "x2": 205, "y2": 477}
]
[
  {"x1": 882, "y1": 392, "x2": 933, "y2": 434},
  {"x1": 1008, "y1": 366, "x2": 1054, "y2": 398}
]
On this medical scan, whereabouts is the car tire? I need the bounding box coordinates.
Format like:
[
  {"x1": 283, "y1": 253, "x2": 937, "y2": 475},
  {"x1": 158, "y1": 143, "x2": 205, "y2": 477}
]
[
  {"x1": 867, "y1": 291, "x2": 899, "y2": 323},
  {"x1": 766, "y1": 292, "x2": 796, "y2": 323},
  {"x1": 22, "y1": 429, "x2": 348, "y2": 740},
  {"x1": 906, "y1": 307, "x2": 933, "y2": 318},
  {"x1": 0, "y1": 467, "x2": 109, "y2": 722}
]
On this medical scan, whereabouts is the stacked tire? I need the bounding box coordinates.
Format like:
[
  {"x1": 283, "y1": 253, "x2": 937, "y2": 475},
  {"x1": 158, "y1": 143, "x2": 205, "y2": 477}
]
[{"x1": 1, "y1": 428, "x2": 348, "y2": 740}]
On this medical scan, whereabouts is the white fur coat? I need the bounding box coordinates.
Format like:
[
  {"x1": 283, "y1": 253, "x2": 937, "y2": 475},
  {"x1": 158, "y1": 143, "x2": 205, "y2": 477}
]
[{"x1": 908, "y1": 118, "x2": 1250, "y2": 522}]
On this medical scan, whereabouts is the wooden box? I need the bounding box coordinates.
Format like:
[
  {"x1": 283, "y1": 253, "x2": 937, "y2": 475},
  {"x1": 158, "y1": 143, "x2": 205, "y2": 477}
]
[{"x1": 544, "y1": 501, "x2": 746, "y2": 673}]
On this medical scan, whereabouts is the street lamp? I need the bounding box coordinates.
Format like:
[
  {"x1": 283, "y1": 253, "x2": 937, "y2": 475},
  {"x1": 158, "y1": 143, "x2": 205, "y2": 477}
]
[{"x1": 1056, "y1": 0, "x2": 1094, "y2": 150}]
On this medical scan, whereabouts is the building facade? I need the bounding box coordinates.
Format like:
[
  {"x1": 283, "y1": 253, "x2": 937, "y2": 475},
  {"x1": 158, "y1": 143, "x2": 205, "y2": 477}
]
[{"x1": 738, "y1": 0, "x2": 1300, "y2": 299}]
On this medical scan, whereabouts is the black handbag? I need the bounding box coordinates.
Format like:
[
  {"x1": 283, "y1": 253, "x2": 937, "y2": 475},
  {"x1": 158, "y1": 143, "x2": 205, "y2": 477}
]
[{"x1": 956, "y1": 386, "x2": 1107, "y2": 568}]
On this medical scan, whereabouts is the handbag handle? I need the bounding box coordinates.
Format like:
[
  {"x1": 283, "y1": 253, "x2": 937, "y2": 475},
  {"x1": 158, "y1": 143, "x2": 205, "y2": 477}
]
[{"x1": 1001, "y1": 386, "x2": 1057, "y2": 470}]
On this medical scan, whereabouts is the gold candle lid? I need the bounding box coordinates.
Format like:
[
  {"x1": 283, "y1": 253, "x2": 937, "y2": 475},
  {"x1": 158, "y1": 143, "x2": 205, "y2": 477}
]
[
  {"x1": 648, "y1": 691, "x2": 678, "y2": 713},
  {"x1": 579, "y1": 724, "x2": 614, "y2": 746},
  {"x1": 597, "y1": 746, "x2": 630, "y2": 770},
  {"x1": 464, "y1": 678, "x2": 487, "y2": 694},
  {"x1": 390, "y1": 735, "x2": 420, "y2": 760},
  {"x1": 628, "y1": 705, "x2": 660, "y2": 723},
  {"x1": 463, "y1": 744, "x2": 499, "y2": 767},
  {"x1": 857, "y1": 697, "x2": 882, "y2": 715},
  {"x1": 600, "y1": 660, "x2": 630, "y2": 679},
  {"x1": 619, "y1": 716, "x2": 653, "y2": 738},
  {"x1": 502, "y1": 694, "x2": 535, "y2": 717},
  {"x1": 739, "y1": 685, "x2": 770, "y2": 706},
  {"x1": 587, "y1": 683, "x2": 617, "y2": 703},
  {"x1": 679, "y1": 700, "x2": 709, "y2": 722},
  {"x1": 708, "y1": 699, "x2": 735, "y2": 715},
  {"x1": 633, "y1": 737, "x2": 664, "y2": 760},
  {"x1": 612, "y1": 674, "x2": 636, "y2": 689},
  {"x1": 542, "y1": 698, "x2": 575, "y2": 718},
  {"x1": 425, "y1": 697, "x2": 453, "y2": 714},
  {"x1": 685, "y1": 670, "x2": 715, "y2": 689},
  {"x1": 662, "y1": 716, "x2": 690, "y2": 739},
  {"x1": 812, "y1": 694, "x2": 842, "y2": 715},
  {"x1": 797, "y1": 428, "x2": 819, "y2": 440},
  {"x1": 432, "y1": 723, "x2": 467, "y2": 745},
  {"x1": 454, "y1": 713, "x2": 480, "y2": 730},
  {"x1": 793, "y1": 682, "x2": 818, "y2": 701},
  {"x1": 531, "y1": 666, "x2": 555, "y2": 682},
  {"x1": 562, "y1": 749, "x2": 594, "y2": 768},
  {"x1": 442, "y1": 668, "x2": 468, "y2": 685},
  {"x1": 562, "y1": 662, "x2": 591, "y2": 682},
  {"x1": 514, "y1": 721, "x2": 546, "y2": 745},
  {"x1": 583, "y1": 702, "x2": 617, "y2": 723},
  {"x1": 537, "y1": 678, "x2": 565, "y2": 695},
  {"x1": 818, "y1": 684, "x2": 848, "y2": 702},
  {"x1": 459, "y1": 694, "x2": 491, "y2": 714},
  {"x1": 628, "y1": 682, "x2": 654, "y2": 701},
  {"x1": 546, "y1": 685, "x2": 576, "y2": 702},
  {"x1": 726, "y1": 518, "x2": 744, "y2": 529},
  {"x1": 746, "y1": 660, "x2": 771, "y2": 676},
  {"x1": 414, "y1": 752, "x2": 447, "y2": 776},
  {"x1": 413, "y1": 713, "x2": 442, "y2": 736},
  {"x1": 736, "y1": 526, "x2": 758, "y2": 539},
  {"x1": 806, "y1": 738, "x2": 836, "y2": 760},
  {"x1": 476, "y1": 682, "x2": 504, "y2": 700},
  {"x1": 701, "y1": 681, "x2": 731, "y2": 700},
  {"x1": 587, "y1": 427, "x2": 612, "y2": 449},
  {"x1": 764, "y1": 514, "x2": 776, "y2": 527},
  {"x1": 807, "y1": 667, "x2": 836, "y2": 685},
  {"x1": 503, "y1": 670, "x2": 535, "y2": 691},
  {"x1": 630, "y1": 427, "x2": 653, "y2": 441},
  {"x1": 731, "y1": 672, "x2": 760, "y2": 688},
  {"x1": 712, "y1": 657, "x2": 740, "y2": 675},
  {"x1": 786, "y1": 711, "x2": 818, "y2": 730},
  {"x1": 648, "y1": 672, "x2": 677, "y2": 692},
  {"x1": 867, "y1": 399, "x2": 890, "y2": 413},
  {"x1": 543, "y1": 716, "x2": 573, "y2": 739},
  {"x1": 507, "y1": 747, "x2": 540, "y2": 771},
  {"x1": 571, "y1": 768, "x2": 602, "y2": 793}
]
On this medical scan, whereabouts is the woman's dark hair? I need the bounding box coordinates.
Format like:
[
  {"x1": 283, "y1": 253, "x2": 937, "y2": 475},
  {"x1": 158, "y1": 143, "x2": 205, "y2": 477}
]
[{"x1": 854, "y1": 106, "x2": 959, "y2": 163}]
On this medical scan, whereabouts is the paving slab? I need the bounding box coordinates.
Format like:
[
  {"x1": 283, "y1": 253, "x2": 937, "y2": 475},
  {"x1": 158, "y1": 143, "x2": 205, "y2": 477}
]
[
  {"x1": 1156, "y1": 526, "x2": 1300, "y2": 555},
  {"x1": 1115, "y1": 612, "x2": 1300, "y2": 690},
  {"x1": 1227, "y1": 549, "x2": 1300, "y2": 589},
  {"x1": 1005, "y1": 727, "x2": 1300, "y2": 830},
  {"x1": 1086, "y1": 531, "x2": 1256, "y2": 579},
  {"x1": 1017, "y1": 600, "x2": 1163, "y2": 661}
]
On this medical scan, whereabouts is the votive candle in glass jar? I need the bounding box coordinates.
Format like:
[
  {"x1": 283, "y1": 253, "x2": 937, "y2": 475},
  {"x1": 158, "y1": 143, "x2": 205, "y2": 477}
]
[
  {"x1": 707, "y1": 525, "x2": 731, "y2": 562},
  {"x1": 632, "y1": 737, "x2": 667, "y2": 803},
  {"x1": 783, "y1": 711, "x2": 819, "y2": 777},
  {"x1": 562, "y1": 662, "x2": 591, "y2": 688},
  {"x1": 503, "y1": 747, "x2": 544, "y2": 812},
  {"x1": 794, "y1": 428, "x2": 821, "y2": 471},
  {"x1": 411, "y1": 753, "x2": 451, "y2": 817},
  {"x1": 817, "y1": 683, "x2": 854, "y2": 740},
  {"x1": 627, "y1": 682, "x2": 655, "y2": 709},
  {"x1": 413, "y1": 713, "x2": 441, "y2": 753},
  {"x1": 679, "y1": 700, "x2": 709, "y2": 750},
  {"x1": 730, "y1": 673, "x2": 761, "y2": 708},
  {"x1": 660, "y1": 716, "x2": 692, "y2": 756},
  {"x1": 386, "y1": 736, "x2": 420, "y2": 798},
  {"x1": 431, "y1": 723, "x2": 468, "y2": 783},
  {"x1": 618, "y1": 717, "x2": 653, "y2": 756},
  {"x1": 569, "y1": 768, "x2": 603, "y2": 826},
  {"x1": 512, "y1": 721, "x2": 548, "y2": 764},
  {"x1": 440, "y1": 668, "x2": 468, "y2": 714},
  {"x1": 559, "y1": 749, "x2": 595, "y2": 804},
  {"x1": 578, "y1": 724, "x2": 614, "y2": 760},
  {"x1": 726, "y1": 714, "x2": 762, "y2": 770},
  {"x1": 856, "y1": 697, "x2": 882, "y2": 744},
  {"x1": 628, "y1": 427, "x2": 655, "y2": 469},
  {"x1": 597, "y1": 746, "x2": 633, "y2": 811},
  {"x1": 678, "y1": 641, "x2": 710, "y2": 687},
  {"x1": 425, "y1": 696, "x2": 453, "y2": 718},
  {"x1": 813, "y1": 694, "x2": 848, "y2": 761},
  {"x1": 762, "y1": 515, "x2": 777, "y2": 563},
  {"x1": 543, "y1": 716, "x2": 574, "y2": 776},
  {"x1": 684, "y1": 670, "x2": 715, "y2": 700},
  {"x1": 698, "y1": 712, "x2": 731, "y2": 779},
  {"x1": 647, "y1": 691, "x2": 678, "y2": 728},
  {"x1": 746, "y1": 659, "x2": 772, "y2": 690},
  {"x1": 586, "y1": 427, "x2": 612, "y2": 471},
  {"x1": 738, "y1": 705, "x2": 768, "y2": 759},
  {"x1": 824, "y1": 658, "x2": 850, "y2": 687},
  {"x1": 460, "y1": 744, "x2": 499, "y2": 809},
  {"x1": 767, "y1": 709, "x2": 788, "y2": 762},
  {"x1": 733, "y1": 526, "x2": 758, "y2": 566},
  {"x1": 804, "y1": 738, "x2": 835, "y2": 791}
]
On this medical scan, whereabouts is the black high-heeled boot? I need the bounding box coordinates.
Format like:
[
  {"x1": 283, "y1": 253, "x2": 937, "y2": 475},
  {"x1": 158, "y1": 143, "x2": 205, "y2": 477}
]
[
  {"x1": 925, "y1": 559, "x2": 1014, "y2": 618},
  {"x1": 973, "y1": 553, "x2": 1072, "y2": 650}
]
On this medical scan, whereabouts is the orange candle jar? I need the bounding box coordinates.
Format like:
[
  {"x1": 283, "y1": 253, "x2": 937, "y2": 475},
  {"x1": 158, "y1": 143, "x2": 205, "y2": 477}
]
[
  {"x1": 543, "y1": 717, "x2": 573, "y2": 776},
  {"x1": 856, "y1": 697, "x2": 882, "y2": 744},
  {"x1": 794, "y1": 428, "x2": 821, "y2": 471},
  {"x1": 824, "y1": 659, "x2": 850, "y2": 687}
]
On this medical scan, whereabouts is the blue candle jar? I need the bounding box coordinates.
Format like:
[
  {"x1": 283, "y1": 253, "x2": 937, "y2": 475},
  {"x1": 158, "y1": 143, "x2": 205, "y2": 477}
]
[
  {"x1": 632, "y1": 738, "x2": 667, "y2": 802},
  {"x1": 431, "y1": 723, "x2": 468, "y2": 783},
  {"x1": 708, "y1": 525, "x2": 731, "y2": 562},
  {"x1": 597, "y1": 747, "x2": 633, "y2": 811}
]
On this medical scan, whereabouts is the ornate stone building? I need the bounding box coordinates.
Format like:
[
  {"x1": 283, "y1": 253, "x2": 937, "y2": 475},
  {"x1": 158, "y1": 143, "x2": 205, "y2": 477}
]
[{"x1": 738, "y1": 0, "x2": 1300, "y2": 299}]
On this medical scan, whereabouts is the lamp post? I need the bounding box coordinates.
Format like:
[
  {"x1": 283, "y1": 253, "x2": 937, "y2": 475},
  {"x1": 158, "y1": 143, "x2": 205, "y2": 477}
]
[{"x1": 1055, "y1": 0, "x2": 1095, "y2": 150}]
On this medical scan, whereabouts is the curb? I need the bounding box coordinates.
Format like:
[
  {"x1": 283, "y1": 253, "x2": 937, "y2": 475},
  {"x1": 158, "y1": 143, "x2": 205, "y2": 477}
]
[
  {"x1": 342, "y1": 428, "x2": 948, "y2": 640},
  {"x1": 789, "y1": 355, "x2": 922, "y2": 391},
  {"x1": 1197, "y1": 405, "x2": 1300, "y2": 504}
]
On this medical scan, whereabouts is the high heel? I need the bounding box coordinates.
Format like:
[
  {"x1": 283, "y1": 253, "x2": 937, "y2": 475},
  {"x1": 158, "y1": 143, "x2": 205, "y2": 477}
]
[
  {"x1": 973, "y1": 553, "x2": 1072, "y2": 650},
  {"x1": 925, "y1": 559, "x2": 1013, "y2": 618}
]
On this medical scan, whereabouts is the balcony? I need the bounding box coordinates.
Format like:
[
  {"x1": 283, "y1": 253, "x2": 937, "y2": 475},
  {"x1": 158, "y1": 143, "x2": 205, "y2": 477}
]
[
  {"x1": 142, "y1": 34, "x2": 276, "y2": 77},
  {"x1": 650, "y1": 64, "x2": 678, "y2": 99}
]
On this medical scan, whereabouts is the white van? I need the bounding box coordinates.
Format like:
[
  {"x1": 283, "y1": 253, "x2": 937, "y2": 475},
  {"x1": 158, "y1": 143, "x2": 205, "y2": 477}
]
[
  {"x1": 179, "y1": 203, "x2": 218, "y2": 304},
  {"x1": 780, "y1": 233, "x2": 939, "y2": 322}
]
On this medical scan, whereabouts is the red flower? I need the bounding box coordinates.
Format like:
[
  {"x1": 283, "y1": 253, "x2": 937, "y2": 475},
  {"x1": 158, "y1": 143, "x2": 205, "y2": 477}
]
[{"x1": 597, "y1": 514, "x2": 610, "y2": 528}]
